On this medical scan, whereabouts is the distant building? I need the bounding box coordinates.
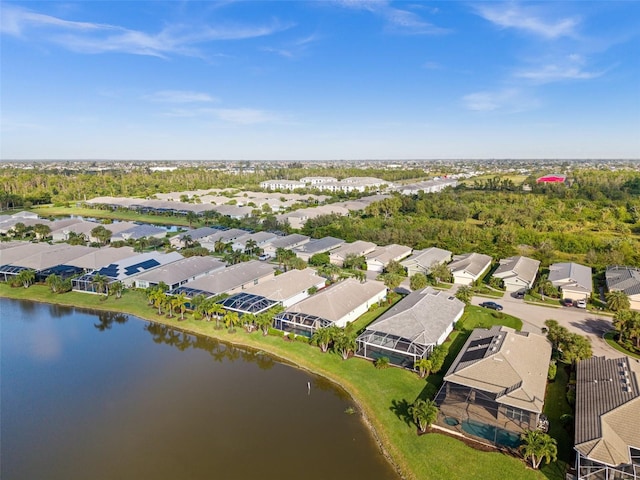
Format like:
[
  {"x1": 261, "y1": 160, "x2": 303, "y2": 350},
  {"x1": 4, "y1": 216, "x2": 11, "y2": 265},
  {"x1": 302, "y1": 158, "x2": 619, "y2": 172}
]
[
  {"x1": 549, "y1": 262, "x2": 593, "y2": 300},
  {"x1": 492, "y1": 255, "x2": 540, "y2": 292},
  {"x1": 292, "y1": 236, "x2": 345, "y2": 262},
  {"x1": 259, "y1": 180, "x2": 306, "y2": 191},
  {"x1": 536, "y1": 174, "x2": 567, "y2": 183},
  {"x1": 329, "y1": 240, "x2": 377, "y2": 267},
  {"x1": 575, "y1": 356, "x2": 640, "y2": 480}
]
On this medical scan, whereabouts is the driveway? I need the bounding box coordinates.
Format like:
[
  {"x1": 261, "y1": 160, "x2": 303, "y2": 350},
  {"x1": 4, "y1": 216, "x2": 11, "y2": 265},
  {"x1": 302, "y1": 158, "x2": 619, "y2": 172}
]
[{"x1": 471, "y1": 293, "x2": 618, "y2": 359}]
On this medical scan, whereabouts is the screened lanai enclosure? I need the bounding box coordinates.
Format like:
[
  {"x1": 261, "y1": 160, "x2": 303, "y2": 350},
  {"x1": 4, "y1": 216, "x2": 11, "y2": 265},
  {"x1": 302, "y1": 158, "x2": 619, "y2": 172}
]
[
  {"x1": 217, "y1": 293, "x2": 277, "y2": 315},
  {"x1": 355, "y1": 331, "x2": 432, "y2": 370},
  {"x1": 72, "y1": 272, "x2": 116, "y2": 294},
  {"x1": 273, "y1": 311, "x2": 332, "y2": 338}
]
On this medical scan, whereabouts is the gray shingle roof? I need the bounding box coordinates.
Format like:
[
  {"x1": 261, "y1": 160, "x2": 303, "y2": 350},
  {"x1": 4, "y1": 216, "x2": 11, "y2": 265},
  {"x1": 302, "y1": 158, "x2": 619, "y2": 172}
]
[
  {"x1": 493, "y1": 256, "x2": 540, "y2": 285},
  {"x1": 132, "y1": 256, "x2": 225, "y2": 286},
  {"x1": 179, "y1": 260, "x2": 275, "y2": 296},
  {"x1": 364, "y1": 287, "x2": 464, "y2": 346},
  {"x1": 448, "y1": 253, "x2": 493, "y2": 277},
  {"x1": 606, "y1": 266, "x2": 640, "y2": 296},
  {"x1": 549, "y1": 262, "x2": 593, "y2": 294},
  {"x1": 400, "y1": 247, "x2": 452, "y2": 271},
  {"x1": 575, "y1": 356, "x2": 640, "y2": 466},
  {"x1": 293, "y1": 236, "x2": 345, "y2": 255}
]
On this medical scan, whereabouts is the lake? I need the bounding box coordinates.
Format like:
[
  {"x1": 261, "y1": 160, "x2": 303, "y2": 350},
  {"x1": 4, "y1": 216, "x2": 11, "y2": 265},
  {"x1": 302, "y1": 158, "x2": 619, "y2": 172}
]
[{"x1": 0, "y1": 298, "x2": 399, "y2": 480}]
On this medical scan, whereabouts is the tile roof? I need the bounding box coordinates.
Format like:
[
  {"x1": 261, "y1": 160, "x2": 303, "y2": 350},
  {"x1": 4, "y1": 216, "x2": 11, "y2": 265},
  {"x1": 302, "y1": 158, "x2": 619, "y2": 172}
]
[
  {"x1": 444, "y1": 326, "x2": 551, "y2": 413},
  {"x1": 575, "y1": 356, "x2": 640, "y2": 466}
]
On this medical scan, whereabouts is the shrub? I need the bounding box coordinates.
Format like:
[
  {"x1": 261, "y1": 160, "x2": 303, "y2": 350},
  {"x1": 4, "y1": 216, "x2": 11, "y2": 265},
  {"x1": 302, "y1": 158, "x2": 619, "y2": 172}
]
[
  {"x1": 287, "y1": 332, "x2": 296, "y2": 341},
  {"x1": 295, "y1": 336, "x2": 309, "y2": 344},
  {"x1": 566, "y1": 387, "x2": 576, "y2": 406},
  {"x1": 374, "y1": 357, "x2": 390, "y2": 369},
  {"x1": 548, "y1": 361, "x2": 557, "y2": 381}
]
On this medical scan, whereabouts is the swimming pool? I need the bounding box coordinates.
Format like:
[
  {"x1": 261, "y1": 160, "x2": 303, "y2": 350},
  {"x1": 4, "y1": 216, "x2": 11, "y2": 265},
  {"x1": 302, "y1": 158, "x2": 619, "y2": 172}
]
[{"x1": 461, "y1": 419, "x2": 521, "y2": 448}]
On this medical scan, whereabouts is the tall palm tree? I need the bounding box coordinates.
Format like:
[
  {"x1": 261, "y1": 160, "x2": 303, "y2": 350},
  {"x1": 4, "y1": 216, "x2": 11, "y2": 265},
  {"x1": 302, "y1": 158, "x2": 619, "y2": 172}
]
[
  {"x1": 92, "y1": 273, "x2": 109, "y2": 296},
  {"x1": 606, "y1": 290, "x2": 630, "y2": 312},
  {"x1": 255, "y1": 312, "x2": 273, "y2": 336},
  {"x1": 46, "y1": 274, "x2": 62, "y2": 293},
  {"x1": 17, "y1": 269, "x2": 36, "y2": 288},
  {"x1": 455, "y1": 285, "x2": 473, "y2": 305},
  {"x1": 110, "y1": 281, "x2": 124, "y2": 299},
  {"x1": 311, "y1": 326, "x2": 337, "y2": 353},
  {"x1": 408, "y1": 398, "x2": 438, "y2": 433},
  {"x1": 333, "y1": 330, "x2": 357, "y2": 360},
  {"x1": 208, "y1": 302, "x2": 225, "y2": 329},
  {"x1": 172, "y1": 293, "x2": 188, "y2": 320},
  {"x1": 519, "y1": 430, "x2": 557, "y2": 469},
  {"x1": 153, "y1": 290, "x2": 167, "y2": 315},
  {"x1": 414, "y1": 358, "x2": 433, "y2": 378},
  {"x1": 242, "y1": 313, "x2": 257, "y2": 332},
  {"x1": 223, "y1": 311, "x2": 240, "y2": 333}
]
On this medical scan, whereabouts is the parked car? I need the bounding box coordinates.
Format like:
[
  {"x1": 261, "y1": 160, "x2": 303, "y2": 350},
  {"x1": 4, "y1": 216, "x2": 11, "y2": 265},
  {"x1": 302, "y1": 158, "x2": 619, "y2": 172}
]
[
  {"x1": 514, "y1": 290, "x2": 525, "y2": 299},
  {"x1": 258, "y1": 253, "x2": 270, "y2": 261},
  {"x1": 561, "y1": 298, "x2": 574, "y2": 307},
  {"x1": 575, "y1": 299, "x2": 587, "y2": 309},
  {"x1": 479, "y1": 301, "x2": 503, "y2": 311}
]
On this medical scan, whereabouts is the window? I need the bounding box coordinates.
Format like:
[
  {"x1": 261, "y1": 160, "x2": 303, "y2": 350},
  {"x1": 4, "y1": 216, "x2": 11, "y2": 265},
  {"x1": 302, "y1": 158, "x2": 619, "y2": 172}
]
[
  {"x1": 504, "y1": 406, "x2": 528, "y2": 423},
  {"x1": 630, "y1": 447, "x2": 640, "y2": 465}
]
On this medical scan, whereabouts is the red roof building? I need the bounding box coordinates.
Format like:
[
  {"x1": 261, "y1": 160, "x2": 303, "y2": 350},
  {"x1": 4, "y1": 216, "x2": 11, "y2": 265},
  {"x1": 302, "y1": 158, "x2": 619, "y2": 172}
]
[{"x1": 536, "y1": 174, "x2": 567, "y2": 183}]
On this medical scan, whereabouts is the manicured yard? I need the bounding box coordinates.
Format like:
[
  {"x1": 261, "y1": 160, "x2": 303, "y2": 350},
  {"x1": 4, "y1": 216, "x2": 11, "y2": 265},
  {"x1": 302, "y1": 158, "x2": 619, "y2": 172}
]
[
  {"x1": 30, "y1": 205, "x2": 193, "y2": 228},
  {"x1": 603, "y1": 331, "x2": 640, "y2": 359},
  {"x1": 1, "y1": 284, "x2": 544, "y2": 480}
]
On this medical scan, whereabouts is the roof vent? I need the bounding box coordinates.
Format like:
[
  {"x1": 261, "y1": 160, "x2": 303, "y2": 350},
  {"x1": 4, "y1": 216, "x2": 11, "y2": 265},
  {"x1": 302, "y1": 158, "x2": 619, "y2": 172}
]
[{"x1": 594, "y1": 379, "x2": 598, "y2": 384}]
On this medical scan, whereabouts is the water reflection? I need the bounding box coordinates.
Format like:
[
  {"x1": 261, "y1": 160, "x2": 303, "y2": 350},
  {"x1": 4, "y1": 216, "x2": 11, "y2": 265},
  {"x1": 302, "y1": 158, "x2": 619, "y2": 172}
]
[
  {"x1": 94, "y1": 311, "x2": 128, "y2": 331},
  {"x1": 143, "y1": 322, "x2": 276, "y2": 370}
]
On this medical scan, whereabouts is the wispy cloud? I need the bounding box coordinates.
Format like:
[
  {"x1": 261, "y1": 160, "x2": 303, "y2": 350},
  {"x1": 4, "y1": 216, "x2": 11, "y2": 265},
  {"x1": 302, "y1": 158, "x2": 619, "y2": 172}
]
[
  {"x1": 333, "y1": 0, "x2": 448, "y2": 35},
  {"x1": 514, "y1": 54, "x2": 607, "y2": 83},
  {"x1": 212, "y1": 108, "x2": 278, "y2": 125},
  {"x1": 1, "y1": 4, "x2": 291, "y2": 58},
  {"x1": 462, "y1": 88, "x2": 539, "y2": 113},
  {"x1": 144, "y1": 90, "x2": 217, "y2": 103},
  {"x1": 474, "y1": 3, "x2": 579, "y2": 39},
  {"x1": 262, "y1": 32, "x2": 321, "y2": 59}
]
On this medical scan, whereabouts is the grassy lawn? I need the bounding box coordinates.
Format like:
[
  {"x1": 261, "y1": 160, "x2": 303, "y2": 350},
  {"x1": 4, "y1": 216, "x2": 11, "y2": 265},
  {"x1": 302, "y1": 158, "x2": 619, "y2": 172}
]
[
  {"x1": 459, "y1": 306, "x2": 523, "y2": 331},
  {"x1": 1, "y1": 284, "x2": 544, "y2": 480},
  {"x1": 541, "y1": 364, "x2": 574, "y2": 480},
  {"x1": 346, "y1": 293, "x2": 403, "y2": 335},
  {"x1": 603, "y1": 331, "x2": 640, "y2": 359}
]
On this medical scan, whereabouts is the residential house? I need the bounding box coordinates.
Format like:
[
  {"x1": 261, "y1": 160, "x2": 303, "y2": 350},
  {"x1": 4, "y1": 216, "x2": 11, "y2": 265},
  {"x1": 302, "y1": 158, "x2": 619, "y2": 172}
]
[
  {"x1": 448, "y1": 253, "x2": 493, "y2": 286},
  {"x1": 329, "y1": 240, "x2": 377, "y2": 267},
  {"x1": 436, "y1": 326, "x2": 551, "y2": 440},
  {"x1": 132, "y1": 256, "x2": 225, "y2": 290},
  {"x1": 242, "y1": 268, "x2": 326, "y2": 308},
  {"x1": 606, "y1": 266, "x2": 640, "y2": 311},
  {"x1": 261, "y1": 234, "x2": 311, "y2": 258},
  {"x1": 356, "y1": 287, "x2": 464, "y2": 369},
  {"x1": 549, "y1": 262, "x2": 593, "y2": 300},
  {"x1": 400, "y1": 247, "x2": 452, "y2": 278},
  {"x1": 574, "y1": 356, "x2": 640, "y2": 480},
  {"x1": 365, "y1": 244, "x2": 413, "y2": 272},
  {"x1": 273, "y1": 278, "x2": 387, "y2": 337},
  {"x1": 492, "y1": 256, "x2": 540, "y2": 292},
  {"x1": 292, "y1": 236, "x2": 345, "y2": 262}
]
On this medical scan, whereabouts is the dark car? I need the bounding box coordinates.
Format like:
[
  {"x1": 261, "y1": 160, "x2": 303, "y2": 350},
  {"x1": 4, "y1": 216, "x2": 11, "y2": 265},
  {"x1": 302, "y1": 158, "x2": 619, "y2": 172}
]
[
  {"x1": 479, "y1": 301, "x2": 503, "y2": 311},
  {"x1": 561, "y1": 298, "x2": 574, "y2": 307}
]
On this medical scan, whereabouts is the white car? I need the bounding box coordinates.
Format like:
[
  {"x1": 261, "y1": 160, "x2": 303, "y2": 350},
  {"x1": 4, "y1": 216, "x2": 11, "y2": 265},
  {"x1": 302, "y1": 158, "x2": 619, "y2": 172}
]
[
  {"x1": 575, "y1": 299, "x2": 587, "y2": 309},
  {"x1": 258, "y1": 253, "x2": 270, "y2": 261}
]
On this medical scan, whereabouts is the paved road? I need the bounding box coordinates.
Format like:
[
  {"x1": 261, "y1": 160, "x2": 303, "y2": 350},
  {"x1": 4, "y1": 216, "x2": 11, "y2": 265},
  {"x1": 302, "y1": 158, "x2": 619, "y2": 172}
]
[{"x1": 471, "y1": 293, "x2": 619, "y2": 359}]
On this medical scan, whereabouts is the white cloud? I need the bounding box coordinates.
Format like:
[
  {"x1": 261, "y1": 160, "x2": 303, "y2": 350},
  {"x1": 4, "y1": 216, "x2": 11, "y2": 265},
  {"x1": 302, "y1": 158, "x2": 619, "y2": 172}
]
[
  {"x1": 474, "y1": 3, "x2": 579, "y2": 39},
  {"x1": 513, "y1": 54, "x2": 607, "y2": 84},
  {"x1": 144, "y1": 90, "x2": 217, "y2": 103},
  {"x1": 333, "y1": 0, "x2": 448, "y2": 35},
  {"x1": 1, "y1": 4, "x2": 291, "y2": 58},
  {"x1": 212, "y1": 108, "x2": 278, "y2": 125},
  {"x1": 462, "y1": 88, "x2": 539, "y2": 112}
]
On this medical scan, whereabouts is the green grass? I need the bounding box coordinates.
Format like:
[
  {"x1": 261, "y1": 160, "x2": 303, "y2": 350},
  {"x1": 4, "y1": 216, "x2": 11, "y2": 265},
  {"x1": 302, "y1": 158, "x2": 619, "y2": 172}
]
[
  {"x1": 346, "y1": 293, "x2": 403, "y2": 335},
  {"x1": 1, "y1": 284, "x2": 544, "y2": 480},
  {"x1": 459, "y1": 306, "x2": 523, "y2": 331},
  {"x1": 603, "y1": 331, "x2": 640, "y2": 359},
  {"x1": 540, "y1": 364, "x2": 573, "y2": 480}
]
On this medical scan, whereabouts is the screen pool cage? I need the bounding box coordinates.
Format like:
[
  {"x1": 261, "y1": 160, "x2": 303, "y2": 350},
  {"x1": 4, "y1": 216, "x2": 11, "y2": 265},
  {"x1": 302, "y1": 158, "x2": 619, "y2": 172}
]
[
  {"x1": 355, "y1": 330, "x2": 432, "y2": 370},
  {"x1": 273, "y1": 311, "x2": 332, "y2": 338}
]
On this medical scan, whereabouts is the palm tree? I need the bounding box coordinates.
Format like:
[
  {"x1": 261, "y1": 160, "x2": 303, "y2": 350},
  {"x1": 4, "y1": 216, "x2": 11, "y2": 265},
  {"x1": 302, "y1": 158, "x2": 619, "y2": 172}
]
[
  {"x1": 606, "y1": 290, "x2": 630, "y2": 312},
  {"x1": 255, "y1": 312, "x2": 273, "y2": 336},
  {"x1": 186, "y1": 211, "x2": 198, "y2": 228},
  {"x1": 455, "y1": 285, "x2": 473, "y2": 305},
  {"x1": 429, "y1": 262, "x2": 452, "y2": 284},
  {"x1": 409, "y1": 273, "x2": 428, "y2": 291},
  {"x1": 134, "y1": 237, "x2": 149, "y2": 253},
  {"x1": 333, "y1": 330, "x2": 357, "y2": 360},
  {"x1": 46, "y1": 273, "x2": 62, "y2": 293},
  {"x1": 208, "y1": 302, "x2": 225, "y2": 329},
  {"x1": 110, "y1": 281, "x2": 124, "y2": 299},
  {"x1": 17, "y1": 269, "x2": 36, "y2": 288},
  {"x1": 172, "y1": 293, "x2": 188, "y2": 320},
  {"x1": 191, "y1": 294, "x2": 206, "y2": 320},
  {"x1": 33, "y1": 223, "x2": 51, "y2": 241},
  {"x1": 244, "y1": 239, "x2": 259, "y2": 256},
  {"x1": 408, "y1": 398, "x2": 438, "y2": 433},
  {"x1": 242, "y1": 313, "x2": 257, "y2": 332},
  {"x1": 311, "y1": 326, "x2": 336, "y2": 353},
  {"x1": 519, "y1": 430, "x2": 558, "y2": 469},
  {"x1": 223, "y1": 311, "x2": 240, "y2": 333},
  {"x1": 153, "y1": 290, "x2": 167, "y2": 315},
  {"x1": 181, "y1": 234, "x2": 193, "y2": 249},
  {"x1": 92, "y1": 273, "x2": 109, "y2": 296},
  {"x1": 414, "y1": 358, "x2": 433, "y2": 378}
]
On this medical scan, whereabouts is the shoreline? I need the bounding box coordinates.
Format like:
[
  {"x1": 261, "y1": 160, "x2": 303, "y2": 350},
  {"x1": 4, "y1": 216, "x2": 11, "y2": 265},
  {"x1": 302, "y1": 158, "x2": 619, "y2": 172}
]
[{"x1": 0, "y1": 290, "x2": 409, "y2": 480}]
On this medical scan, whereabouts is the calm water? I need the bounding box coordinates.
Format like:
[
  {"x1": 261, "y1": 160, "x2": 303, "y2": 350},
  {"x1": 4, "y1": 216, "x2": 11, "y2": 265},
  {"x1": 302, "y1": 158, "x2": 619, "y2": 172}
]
[{"x1": 1, "y1": 298, "x2": 398, "y2": 480}]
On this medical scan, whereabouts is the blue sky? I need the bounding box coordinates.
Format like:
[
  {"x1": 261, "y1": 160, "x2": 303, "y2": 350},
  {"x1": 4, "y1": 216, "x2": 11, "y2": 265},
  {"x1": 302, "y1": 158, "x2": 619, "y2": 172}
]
[{"x1": 1, "y1": 1, "x2": 639, "y2": 160}]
